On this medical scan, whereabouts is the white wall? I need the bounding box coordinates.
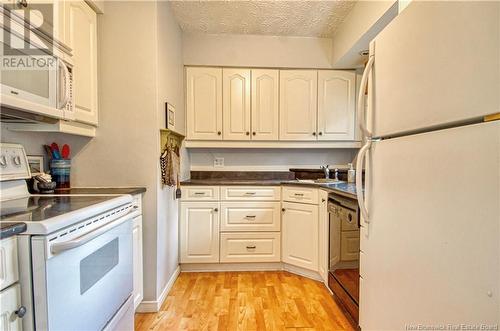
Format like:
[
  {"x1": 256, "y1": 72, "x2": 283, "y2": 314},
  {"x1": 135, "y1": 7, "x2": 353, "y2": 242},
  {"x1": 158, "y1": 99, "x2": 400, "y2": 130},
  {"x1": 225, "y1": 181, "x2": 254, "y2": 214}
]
[
  {"x1": 183, "y1": 33, "x2": 333, "y2": 68},
  {"x1": 155, "y1": 0, "x2": 187, "y2": 300}
]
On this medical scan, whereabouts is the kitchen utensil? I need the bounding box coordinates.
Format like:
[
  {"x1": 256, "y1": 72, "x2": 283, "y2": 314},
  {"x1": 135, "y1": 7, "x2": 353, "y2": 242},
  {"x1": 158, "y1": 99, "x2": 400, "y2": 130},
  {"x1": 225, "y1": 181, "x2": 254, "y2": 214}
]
[
  {"x1": 61, "y1": 144, "x2": 70, "y2": 159},
  {"x1": 175, "y1": 174, "x2": 181, "y2": 199},
  {"x1": 43, "y1": 145, "x2": 53, "y2": 160},
  {"x1": 37, "y1": 181, "x2": 56, "y2": 194},
  {"x1": 50, "y1": 143, "x2": 61, "y2": 159}
]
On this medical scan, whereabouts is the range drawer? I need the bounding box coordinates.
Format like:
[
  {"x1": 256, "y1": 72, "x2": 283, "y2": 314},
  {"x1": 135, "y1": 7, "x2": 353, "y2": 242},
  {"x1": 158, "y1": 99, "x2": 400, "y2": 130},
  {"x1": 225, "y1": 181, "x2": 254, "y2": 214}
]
[
  {"x1": 282, "y1": 186, "x2": 319, "y2": 205},
  {"x1": 221, "y1": 202, "x2": 281, "y2": 232},
  {"x1": 221, "y1": 186, "x2": 280, "y2": 201},
  {"x1": 220, "y1": 232, "x2": 281, "y2": 263},
  {"x1": 181, "y1": 186, "x2": 220, "y2": 201},
  {"x1": 0, "y1": 236, "x2": 19, "y2": 291}
]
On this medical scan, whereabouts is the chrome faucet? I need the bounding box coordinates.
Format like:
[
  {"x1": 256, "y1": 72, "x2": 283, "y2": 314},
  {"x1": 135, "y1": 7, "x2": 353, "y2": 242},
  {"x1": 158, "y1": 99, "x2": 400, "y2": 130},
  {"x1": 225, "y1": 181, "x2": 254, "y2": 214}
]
[
  {"x1": 320, "y1": 165, "x2": 330, "y2": 179},
  {"x1": 334, "y1": 168, "x2": 339, "y2": 181}
]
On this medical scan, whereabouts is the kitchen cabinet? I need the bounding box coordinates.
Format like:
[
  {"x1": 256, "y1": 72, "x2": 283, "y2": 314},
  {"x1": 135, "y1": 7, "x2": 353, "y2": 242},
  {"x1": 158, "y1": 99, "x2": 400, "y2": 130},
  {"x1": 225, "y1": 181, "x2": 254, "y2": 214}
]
[
  {"x1": 318, "y1": 190, "x2": 329, "y2": 284},
  {"x1": 64, "y1": 0, "x2": 98, "y2": 125},
  {"x1": 186, "y1": 67, "x2": 223, "y2": 140},
  {"x1": 223, "y1": 68, "x2": 251, "y2": 140},
  {"x1": 132, "y1": 215, "x2": 143, "y2": 310},
  {"x1": 279, "y1": 70, "x2": 318, "y2": 141},
  {"x1": 131, "y1": 194, "x2": 143, "y2": 311},
  {"x1": 180, "y1": 202, "x2": 220, "y2": 263},
  {"x1": 282, "y1": 201, "x2": 319, "y2": 271},
  {"x1": 0, "y1": 284, "x2": 22, "y2": 331},
  {"x1": 251, "y1": 69, "x2": 279, "y2": 140},
  {"x1": 318, "y1": 70, "x2": 356, "y2": 141}
]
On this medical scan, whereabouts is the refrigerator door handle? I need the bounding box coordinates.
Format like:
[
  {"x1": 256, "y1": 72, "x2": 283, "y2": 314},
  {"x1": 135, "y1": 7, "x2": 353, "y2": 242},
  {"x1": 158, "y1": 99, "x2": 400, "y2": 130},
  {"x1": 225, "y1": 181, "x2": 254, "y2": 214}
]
[
  {"x1": 356, "y1": 140, "x2": 371, "y2": 223},
  {"x1": 357, "y1": 55, "x2": 374, "y2": 138}
]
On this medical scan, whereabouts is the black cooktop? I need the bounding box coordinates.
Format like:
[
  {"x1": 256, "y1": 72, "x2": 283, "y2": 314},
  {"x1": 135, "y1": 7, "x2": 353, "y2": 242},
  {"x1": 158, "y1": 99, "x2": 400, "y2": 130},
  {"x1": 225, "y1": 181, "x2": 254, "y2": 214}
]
[{"x1": 0, "y1": 195, "x2": 117, "y2": 223}]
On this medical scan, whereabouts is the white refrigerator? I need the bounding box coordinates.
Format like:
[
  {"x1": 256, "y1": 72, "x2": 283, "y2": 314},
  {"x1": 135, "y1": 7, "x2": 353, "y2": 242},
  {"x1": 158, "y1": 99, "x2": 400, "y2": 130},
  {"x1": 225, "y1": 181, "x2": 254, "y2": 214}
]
[{"x1": 355, "y1": 2, "x2": 500, "y2": 330}]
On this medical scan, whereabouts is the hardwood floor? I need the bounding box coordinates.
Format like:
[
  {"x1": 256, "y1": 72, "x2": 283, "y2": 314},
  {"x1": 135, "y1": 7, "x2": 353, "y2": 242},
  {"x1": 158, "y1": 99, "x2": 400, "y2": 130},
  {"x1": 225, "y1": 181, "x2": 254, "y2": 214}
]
[{"x1": 135, "y1": 271, "x2": 355, "y2": 331}]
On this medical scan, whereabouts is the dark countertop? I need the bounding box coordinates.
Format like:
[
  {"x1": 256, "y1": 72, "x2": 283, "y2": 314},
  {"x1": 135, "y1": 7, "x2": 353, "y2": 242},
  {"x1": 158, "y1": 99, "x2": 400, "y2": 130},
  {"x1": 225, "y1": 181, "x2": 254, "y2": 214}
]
[
  {"x1": 1, "y1": 222, "x2": 27, "y2": 239},
  {"x1": 181, "y1": 179, "x2": 359, "y2": 199},
  {"x1": 52, "y1": 187, "x2": 147, "y2": 195}
]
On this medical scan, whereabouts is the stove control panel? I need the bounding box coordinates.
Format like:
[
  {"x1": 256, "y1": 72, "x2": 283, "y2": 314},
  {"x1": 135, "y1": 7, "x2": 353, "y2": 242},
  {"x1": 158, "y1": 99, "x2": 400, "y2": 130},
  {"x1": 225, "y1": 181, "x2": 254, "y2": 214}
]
[{"x1": 0, "y1": 143, "x2": 31, "y2": 181}]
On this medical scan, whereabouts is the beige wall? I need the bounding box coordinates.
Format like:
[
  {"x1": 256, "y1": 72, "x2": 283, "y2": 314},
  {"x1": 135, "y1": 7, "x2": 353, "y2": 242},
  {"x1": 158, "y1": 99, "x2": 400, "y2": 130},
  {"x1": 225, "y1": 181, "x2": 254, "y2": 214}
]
[
  {"x1": 331, "y1": 0, "x2": 398, "y2": 68},
  {"x1": 183, "y1": 33, "x2": 333, "y2": 68}
]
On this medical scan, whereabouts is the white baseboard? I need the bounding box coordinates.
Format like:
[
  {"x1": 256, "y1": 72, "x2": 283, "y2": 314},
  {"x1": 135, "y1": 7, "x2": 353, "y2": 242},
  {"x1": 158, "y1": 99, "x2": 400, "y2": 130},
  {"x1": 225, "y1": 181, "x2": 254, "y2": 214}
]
[{"x1": 136, "y1": 266, "x2": 180, "y2": 313}]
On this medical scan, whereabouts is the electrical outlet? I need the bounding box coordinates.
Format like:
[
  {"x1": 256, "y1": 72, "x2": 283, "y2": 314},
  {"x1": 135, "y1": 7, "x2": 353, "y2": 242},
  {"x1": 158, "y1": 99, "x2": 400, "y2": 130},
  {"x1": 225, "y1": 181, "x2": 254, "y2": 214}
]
[{"x1": 214, "y1": 157, "x2": 224, "y2": 168}]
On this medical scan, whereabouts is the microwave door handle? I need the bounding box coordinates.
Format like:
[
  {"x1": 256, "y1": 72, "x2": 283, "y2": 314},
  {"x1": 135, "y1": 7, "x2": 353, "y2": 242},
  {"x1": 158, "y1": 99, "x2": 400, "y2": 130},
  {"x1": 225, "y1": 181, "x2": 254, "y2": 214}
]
[
  {"x1": 58, "y1": 58, "x2": 70, "y2": 109},
  {"x1": 356, "y1": 140, "x2": 371, "y2": 224},
  {"x1": 50, "y1": 211, "x2": 137, "y2": 254},
  {"x1": 357, "y1": 55, "x2": 374, "y2": 138}
]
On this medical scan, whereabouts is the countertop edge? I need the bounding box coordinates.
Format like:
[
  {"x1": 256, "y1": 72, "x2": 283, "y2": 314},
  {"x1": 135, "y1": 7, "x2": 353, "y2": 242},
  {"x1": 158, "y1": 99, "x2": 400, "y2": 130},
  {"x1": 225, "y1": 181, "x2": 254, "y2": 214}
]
[{"x1": 1, "y1": 223, "x2": 27, "y2": 239}]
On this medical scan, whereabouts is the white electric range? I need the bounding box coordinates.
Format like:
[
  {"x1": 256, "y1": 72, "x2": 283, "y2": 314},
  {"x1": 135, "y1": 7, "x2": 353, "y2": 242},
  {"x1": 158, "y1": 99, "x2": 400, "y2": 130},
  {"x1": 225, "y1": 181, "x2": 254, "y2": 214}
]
[{"x1": 0, "y1": 143, "x2": 138, "y2": 331}]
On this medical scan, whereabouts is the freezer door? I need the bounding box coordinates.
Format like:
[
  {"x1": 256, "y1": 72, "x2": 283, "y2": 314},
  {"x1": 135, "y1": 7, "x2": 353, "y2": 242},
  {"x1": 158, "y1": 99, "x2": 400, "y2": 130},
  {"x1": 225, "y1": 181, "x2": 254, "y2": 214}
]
[
  {"x1": 368, "y1": 1, "x2": 499, "y2": 138},
  {"x1": 359, "y1": 121, "x2": 500, "y2": 330}
]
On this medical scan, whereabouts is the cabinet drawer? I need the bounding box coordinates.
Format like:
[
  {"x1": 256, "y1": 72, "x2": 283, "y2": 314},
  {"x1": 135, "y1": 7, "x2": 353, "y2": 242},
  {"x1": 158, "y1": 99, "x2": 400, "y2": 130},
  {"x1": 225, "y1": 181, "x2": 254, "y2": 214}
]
[
  {"x1": 220, "y1": 232, "x2": 281, "y2": 263},
  {"x1": 221, "y1": 202, "x2": 281, "y2": 232},
  {"x1": 181, "y1": 186, "x2": 220, "y2": 201},
  {"x1": 0, "y1": 237, "x2": 19, "y2": 291},
  {"x1": 282, "y1": 186, "x2": 319, "y2": 205},
  {"x1": 221, "y1": 186, "x2": 280, "y2": 201}
]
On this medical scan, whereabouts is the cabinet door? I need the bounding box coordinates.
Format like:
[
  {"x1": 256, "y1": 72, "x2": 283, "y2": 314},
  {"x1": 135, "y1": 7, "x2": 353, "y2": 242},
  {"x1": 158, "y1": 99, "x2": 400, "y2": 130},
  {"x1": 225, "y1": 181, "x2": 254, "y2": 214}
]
[
  {"x1": 282, "y1": 201, "x2": 319, "y2": 271},
  {"x1": 65, "y1": 0, "x2": 98, "y2": 125},
  {"x1": 180, "y1": 202, "x2": 220, "y2": 263},
  {"x1": 318, "y1": 70, "x2": 356, "y2": 141},
  {"x1": 318, "y1": 190, "x2": 329, "y2": 283},
  {"x1": 223, "y1": 68, "x2": 251, "y2": 140},
  {"x1": 186, "y1": 67, "x2": 223, "y2": 140},
  {"x1": 132, "y1": 215, "x2": 143, "y2": 310},
  {"x1": 251, "y1": 69, "x2": 279, "y2": 140},
  {"x1": 0, "y1": 284, "x2": 22, "y2": 331},
  {"x1": 279, "y1": 70, "x2": 317, "y2": 141}
]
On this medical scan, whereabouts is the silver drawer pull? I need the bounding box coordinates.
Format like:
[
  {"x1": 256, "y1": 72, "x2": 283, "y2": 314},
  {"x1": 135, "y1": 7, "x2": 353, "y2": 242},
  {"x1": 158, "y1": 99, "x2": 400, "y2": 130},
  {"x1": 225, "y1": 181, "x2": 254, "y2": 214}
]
[
  {"x1": 294, "y1": 193, "x2": 304, "y2": 196},
  {"x1": 246, "y1": 245, "x2": 256, "y2": 249},
  {"x1": 245, "y1": 215, "x2": 256, "y2": 219},
  {"x1": 194, "y1": 192, "x2": 206, "y2": 195},
  {"x1": 245, "y1": 192, "x2": 256, "y2": 195}
]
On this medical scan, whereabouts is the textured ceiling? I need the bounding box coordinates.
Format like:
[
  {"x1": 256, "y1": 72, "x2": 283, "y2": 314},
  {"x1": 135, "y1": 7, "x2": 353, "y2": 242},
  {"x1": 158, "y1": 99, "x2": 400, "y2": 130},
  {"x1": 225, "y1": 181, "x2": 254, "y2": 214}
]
[{"x1": 169, "y1": 1, "x2": 356, "y2": 38}]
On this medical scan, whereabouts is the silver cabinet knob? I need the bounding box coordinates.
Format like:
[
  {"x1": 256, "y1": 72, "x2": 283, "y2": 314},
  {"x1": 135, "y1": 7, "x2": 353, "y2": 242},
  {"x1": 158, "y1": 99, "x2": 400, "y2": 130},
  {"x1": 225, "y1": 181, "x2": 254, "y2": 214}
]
[{"x1": 15, "y1": 306, "x2": 27, "y2": 318}]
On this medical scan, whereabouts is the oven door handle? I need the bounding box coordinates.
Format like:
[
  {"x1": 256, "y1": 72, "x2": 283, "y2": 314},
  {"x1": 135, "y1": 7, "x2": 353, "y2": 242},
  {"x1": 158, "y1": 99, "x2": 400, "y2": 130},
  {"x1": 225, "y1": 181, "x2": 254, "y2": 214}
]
[{"x1": 50, "y1": 211, "x2": 138, "y2": 254}]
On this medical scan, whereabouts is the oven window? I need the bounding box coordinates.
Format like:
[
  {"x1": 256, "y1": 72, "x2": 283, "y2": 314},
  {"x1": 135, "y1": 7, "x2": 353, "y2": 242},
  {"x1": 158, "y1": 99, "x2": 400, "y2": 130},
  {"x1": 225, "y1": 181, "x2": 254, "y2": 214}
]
[{"x1": 80, "y1": 238, "x2": 119, "y2": 294}]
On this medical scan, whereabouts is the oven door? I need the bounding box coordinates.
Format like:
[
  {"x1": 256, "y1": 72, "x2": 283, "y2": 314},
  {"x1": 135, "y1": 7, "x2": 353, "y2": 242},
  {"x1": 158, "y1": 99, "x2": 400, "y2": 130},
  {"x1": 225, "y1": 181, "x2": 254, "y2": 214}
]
[{"x1": 31, "y1": 216, "x2": 133, "y2": 331}]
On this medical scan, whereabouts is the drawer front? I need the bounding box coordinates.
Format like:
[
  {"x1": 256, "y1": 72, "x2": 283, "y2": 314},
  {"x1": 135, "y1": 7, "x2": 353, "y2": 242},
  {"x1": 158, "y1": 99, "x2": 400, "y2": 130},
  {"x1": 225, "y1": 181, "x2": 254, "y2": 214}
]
[
  {"x1": 282, "y1": 186, "x2": 319, "y2": 205},
  {"x1": 0, "y1": 236, "x2": 19, "y2": 291},
  {"x1": 221, "y1": 186, "x2": 280, "y2": 201},
  {"x1": 221, "y1": 202, "x2": 281, "y2": 232},
  {"x1": 341, "y1": 230, "x2": 360, "y2": 261},
  {"x1": 181, "y1": 186, "x2": 220, "y2": 201},
  {"x1": 220, "y1": 232, "x2": 281, "y2": 263},
  {"x1": 340, "y1": 209, "x2": 358, "y2": 231}
]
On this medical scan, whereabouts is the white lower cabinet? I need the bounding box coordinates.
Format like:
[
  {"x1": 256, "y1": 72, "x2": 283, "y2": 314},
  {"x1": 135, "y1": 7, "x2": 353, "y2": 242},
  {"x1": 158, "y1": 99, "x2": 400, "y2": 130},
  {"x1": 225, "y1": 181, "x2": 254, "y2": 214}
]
[
  {"x1": 180, "y1": 202, "x2": 220, "y2": 263},
  {"x1": 220, "y1": 232, "x2": 281, "y2": 263},
  {"x1": 0, "y1": 284, "x2": 22, "y2": 331},
  {"x1": 318, "y1": 190, "x2": 329, "y2": 283},
  {"x1": 132, "y1": 215, "x2": 143, "y2": 310},
  {"x1": 282, "y1": 201, "x2": 319, "y2": 271}
]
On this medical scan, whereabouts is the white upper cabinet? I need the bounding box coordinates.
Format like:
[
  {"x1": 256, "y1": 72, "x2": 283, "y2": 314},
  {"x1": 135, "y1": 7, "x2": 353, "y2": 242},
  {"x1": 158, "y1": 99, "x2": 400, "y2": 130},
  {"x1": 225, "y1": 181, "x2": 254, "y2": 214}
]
[
  {"x1": 251, "y1": 69, "x2": 279, "y2": 140},
  {"x1": 64, "y1": 0, "x2": 98, "y2": 125},
  {"x1": 279, "y1": 70, "x2": 318, "y2": 141},
  {"x1": 318, "y1": 70, "x2": 356, "y2": 141},
  {"x1": 186, "y1": 67, "x2": 223, "y2": 140},
  {"x1": 223, "y1": 68, "x2": 251, "y2": 140}
]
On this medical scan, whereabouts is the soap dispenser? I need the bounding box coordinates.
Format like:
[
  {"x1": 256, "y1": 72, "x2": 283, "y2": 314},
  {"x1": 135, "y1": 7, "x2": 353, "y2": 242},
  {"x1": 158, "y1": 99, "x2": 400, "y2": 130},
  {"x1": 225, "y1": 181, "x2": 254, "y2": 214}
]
[{"x1": 347, "y1": 163, "x2": 356, "y2": 183}]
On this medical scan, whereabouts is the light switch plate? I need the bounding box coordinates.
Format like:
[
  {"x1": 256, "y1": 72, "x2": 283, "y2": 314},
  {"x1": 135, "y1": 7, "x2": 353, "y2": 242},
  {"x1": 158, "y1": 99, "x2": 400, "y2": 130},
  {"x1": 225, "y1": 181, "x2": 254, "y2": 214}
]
[{"x1": 214, "y1": 157, "x2": 224, "y2": 167}]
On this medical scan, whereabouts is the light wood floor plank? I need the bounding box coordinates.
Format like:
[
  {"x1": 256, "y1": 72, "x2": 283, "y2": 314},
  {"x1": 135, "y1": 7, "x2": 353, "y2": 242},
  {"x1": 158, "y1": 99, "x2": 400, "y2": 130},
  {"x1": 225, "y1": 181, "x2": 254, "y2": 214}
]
[{"x1": 135, "y1": 271, "x2": 355, "y2": 331}]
